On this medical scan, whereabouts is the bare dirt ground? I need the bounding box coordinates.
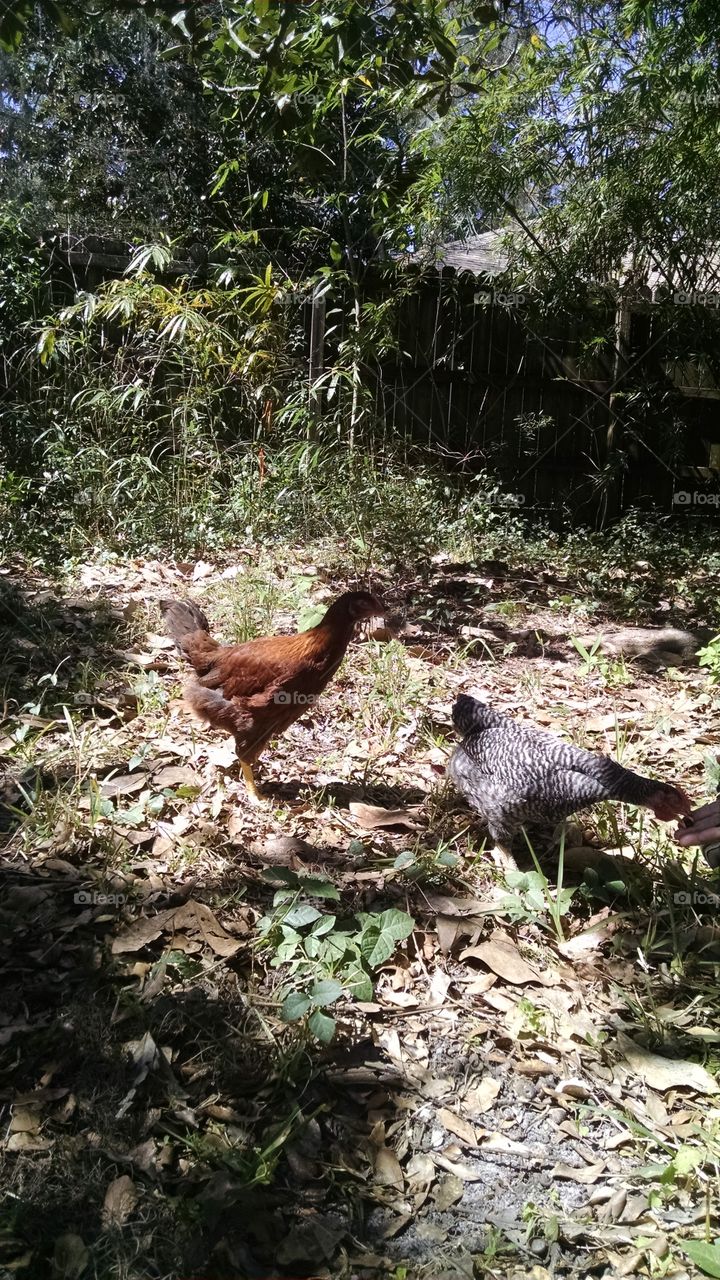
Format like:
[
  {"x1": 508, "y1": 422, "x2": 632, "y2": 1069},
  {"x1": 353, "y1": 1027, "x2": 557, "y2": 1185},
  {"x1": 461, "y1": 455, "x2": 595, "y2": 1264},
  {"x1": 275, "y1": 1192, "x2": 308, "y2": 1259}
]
[{"x1": 1, "y1": 547, "x2": 719, "y2": 1280}]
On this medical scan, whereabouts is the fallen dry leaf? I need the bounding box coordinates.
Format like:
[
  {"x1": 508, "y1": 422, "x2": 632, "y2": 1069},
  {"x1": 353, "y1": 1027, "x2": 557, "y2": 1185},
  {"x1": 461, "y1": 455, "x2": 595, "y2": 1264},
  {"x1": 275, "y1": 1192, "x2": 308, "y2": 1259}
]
[
  {"x1": 462, "y1": 972, "x2": 498, "y2": 996},
  {"x1": 9, "y1": 1106, "x2": 41, "y2": 1133},
  {"x1": 405, "y1": 1152, "x2": 435, "y2": 1187},
  {"x1": 434, "y1": 1174, "x2": 465, "y2": 1211},
  {"x1": 435, "y1": 914, "x2": 480, "y2": 955},
  {"x1": 349, "y1": 802, "x2": 423, "y2": 830},
  {"x1": 432, "y1": 1153, "x2": 484, "y2": 1182},
  {"x1": 437, "y1": 1108, "x2": 477, "y2": 1147},
  {"x1": 6, "y1": 1131, "x2": 53, "y2": 1152},
  {"x1": 463, "y1": 1076, "x2": 501, "y2": 1115},
  {"x1": 551, "y1": 1161, "x2": 606, "y2": 1183},
  {"x1": 102, "y1": 1175, "x2": 138, "y2": 1227},
  {"x1": 558, "y1": 918, "x2": 618, "y2": 957},
  {"x1": 116, "y1": 1031, "x2": 177, "y2": 1119},
  {"x1": 617, "y1": 1032, "x2": 719, "y2": 1096},
  {"x1": 112, "y1": 899, "x2": 241, "y2": 958},
  {"x1": 205, "y1": 742, "x2": 237, "y2": 768},
  {"x1": 481, "y1": 1133, "x2": 534, "y2": 1159},
  {"x1": 100, "y1": 773, "x2": 147, "y2": 798},
  {"x1": 152, "y1": 765, "x2": 200, "y2": 788},
  {"x1": 374, "y1": 1146, "x2": 405, "y2": 1190},
  {"x1": 146, "y1": 632, "x2": 176, "y2": 651},
  {"x1": 460, "y1": 936, "x2": 556, "y2": 986}
]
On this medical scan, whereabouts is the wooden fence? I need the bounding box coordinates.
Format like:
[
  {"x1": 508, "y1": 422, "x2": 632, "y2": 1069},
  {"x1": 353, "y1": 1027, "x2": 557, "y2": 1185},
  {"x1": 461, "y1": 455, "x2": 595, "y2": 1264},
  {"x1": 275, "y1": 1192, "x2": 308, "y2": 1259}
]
[
  {"x1": 352, "y1": 270, "x2": 720, "y2": 518},
  {"x1": 42, "y1": 234, "x2": 720, "y2": 518}
]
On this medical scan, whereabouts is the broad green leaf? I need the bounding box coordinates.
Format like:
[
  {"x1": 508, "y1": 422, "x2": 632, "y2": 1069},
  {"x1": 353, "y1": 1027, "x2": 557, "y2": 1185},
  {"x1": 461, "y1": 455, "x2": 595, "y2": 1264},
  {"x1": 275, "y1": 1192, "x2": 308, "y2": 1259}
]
[
  {"x1": 309, "y1": 978, "x2": 344, "y2": 1008},
  {"x1": 280, "y1": 991, "x2": 311, "y2": 1023},
  {"x1": 319, "y1": 932, "x2": 354, "y2": 963},
  {"x1": 261, "y1": 868, "x2": 300, "y2": 887},
  {"x1": 300, "y1": 876, "x2": 340, "y2": 900},
  {"x1": 359, "y1": 909, "x2": 415, "y2": 968},
  {"x1": 309, "y1": 915, "x2": 336, "y2": 936},
  {"x1": 284, "y1": 904, "x2": 322, "y2": 928},
  {"x1": 393, "y1": 851, "x2": 416, "y2": 870},
  {"x1": 342, "y1": 962, "x2": 373, "y2": 1001},
  {"x1": 682, "y1": 1240, "x2": 720, "y2": 1278},
  {"x1": 674, "y1": 1145, "x2": 703, "y2": 1176},
  {"x1": 308, "y1": 1009, "x2": 336, "y2": 1043}
]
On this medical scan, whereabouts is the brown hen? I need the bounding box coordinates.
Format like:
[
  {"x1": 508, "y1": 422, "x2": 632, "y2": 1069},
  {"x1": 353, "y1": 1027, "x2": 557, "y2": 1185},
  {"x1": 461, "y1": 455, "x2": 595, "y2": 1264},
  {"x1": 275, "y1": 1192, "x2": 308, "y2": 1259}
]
[{"x1": 160, "y1": 590, "x2": 383, "y2": 803}]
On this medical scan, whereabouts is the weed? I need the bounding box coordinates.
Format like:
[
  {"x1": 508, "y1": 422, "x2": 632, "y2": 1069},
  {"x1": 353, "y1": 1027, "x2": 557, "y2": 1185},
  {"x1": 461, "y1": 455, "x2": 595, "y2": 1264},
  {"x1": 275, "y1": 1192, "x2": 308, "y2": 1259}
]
[
  {"x1": 486, "y1": 598, "x2": 526, "y2": 620},
  {"x1": 210, "y1": 572, "x2": 286, "y2": 643},
  {"x1": 571, "y1": 635, "x2": 632, "y2": 687},
  {"x1": 132, "y1": 670, "x2": 170, "y2": 714},
  {"x1": 393, "y1": 838, "x2": 461, "y2": 885},
  {"x1": 517, "y1": 667, "x2": 543, "y2": 698},
  {"x1": 256, "y1": 868, "x2": 414, "y2": 1040},
  {"x1": 357, "y1": 639, "x2": 430, "y2": 747},
  {"x1": 494, "y1": 829, "x2": 575, "y2": 941},
  {"x1": 698, "y1": 633, "x2": 720, "y2": 684},
  {"x1": 476, "y1": 1225, "x2": 519, "y2": 1265}
]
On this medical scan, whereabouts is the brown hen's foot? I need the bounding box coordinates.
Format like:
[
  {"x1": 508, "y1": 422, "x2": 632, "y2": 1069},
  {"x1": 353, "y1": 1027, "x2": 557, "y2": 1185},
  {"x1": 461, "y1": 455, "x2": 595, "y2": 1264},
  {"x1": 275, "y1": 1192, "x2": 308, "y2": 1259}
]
[{"x1": 241, "y1": 762, "x2": 265, "y2": 806}]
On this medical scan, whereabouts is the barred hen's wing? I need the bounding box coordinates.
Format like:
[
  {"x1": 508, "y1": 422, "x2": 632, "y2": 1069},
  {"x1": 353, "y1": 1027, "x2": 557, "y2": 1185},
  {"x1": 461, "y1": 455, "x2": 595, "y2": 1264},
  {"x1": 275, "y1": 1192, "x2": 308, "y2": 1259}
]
[{"x1": 461, "y1": 717, "x2": 652, "y2": 806}]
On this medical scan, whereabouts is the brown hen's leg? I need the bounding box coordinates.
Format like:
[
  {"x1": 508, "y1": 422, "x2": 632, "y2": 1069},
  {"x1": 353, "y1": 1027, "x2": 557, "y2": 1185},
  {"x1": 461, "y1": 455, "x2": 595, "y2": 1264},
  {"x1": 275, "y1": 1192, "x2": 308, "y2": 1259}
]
[{"x1": 241, "y1": 761, "x2": 264, "y2": 806}]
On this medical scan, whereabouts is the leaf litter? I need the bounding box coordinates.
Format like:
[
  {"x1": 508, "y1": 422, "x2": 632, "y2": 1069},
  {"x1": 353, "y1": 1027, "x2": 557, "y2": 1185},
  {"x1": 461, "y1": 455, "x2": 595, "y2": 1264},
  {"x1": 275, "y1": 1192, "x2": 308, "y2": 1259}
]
[{"x1": 0, "y1": 549, "x2": 719, "y2": 1278}]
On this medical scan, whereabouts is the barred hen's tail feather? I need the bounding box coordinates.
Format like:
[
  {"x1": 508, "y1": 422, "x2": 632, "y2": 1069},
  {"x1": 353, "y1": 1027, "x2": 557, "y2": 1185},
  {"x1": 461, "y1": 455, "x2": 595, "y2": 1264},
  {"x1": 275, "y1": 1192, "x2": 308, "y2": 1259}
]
[{"x1": 452, "y1": 694, "x2": 503, "y2": 736}]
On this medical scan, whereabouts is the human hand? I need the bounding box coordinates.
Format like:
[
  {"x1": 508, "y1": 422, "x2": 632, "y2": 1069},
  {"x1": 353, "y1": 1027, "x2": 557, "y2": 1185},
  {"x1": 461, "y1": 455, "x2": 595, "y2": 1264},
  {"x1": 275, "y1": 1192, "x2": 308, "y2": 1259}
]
[
  {"x1": 675, "y1": 798, "x2": 720, "y2": 868},
  {"x1": 675, "y1": 798, "x2": 720, "y2": 846}
]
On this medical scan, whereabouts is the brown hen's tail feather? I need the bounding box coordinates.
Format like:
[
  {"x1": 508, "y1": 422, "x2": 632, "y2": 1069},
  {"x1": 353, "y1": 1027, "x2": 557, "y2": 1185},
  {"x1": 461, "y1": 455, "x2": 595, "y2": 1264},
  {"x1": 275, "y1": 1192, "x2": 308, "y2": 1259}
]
[
  {"x1": 159, "y1": 598, "x2": 218, "y2": 674},
  {"x1": 160, "y1": 598, "x2": 210, "y2": 639}
]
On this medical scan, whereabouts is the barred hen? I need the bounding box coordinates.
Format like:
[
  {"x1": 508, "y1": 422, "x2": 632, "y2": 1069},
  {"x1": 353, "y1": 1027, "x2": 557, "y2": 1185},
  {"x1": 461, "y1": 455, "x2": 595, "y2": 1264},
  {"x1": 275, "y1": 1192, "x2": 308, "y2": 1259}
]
[
  {"x1": 448, "y1": 694, "x2": 691, "y2": 846},
  {"x1": 160, "y1": 590, "x2": 383, "y2": 803}
]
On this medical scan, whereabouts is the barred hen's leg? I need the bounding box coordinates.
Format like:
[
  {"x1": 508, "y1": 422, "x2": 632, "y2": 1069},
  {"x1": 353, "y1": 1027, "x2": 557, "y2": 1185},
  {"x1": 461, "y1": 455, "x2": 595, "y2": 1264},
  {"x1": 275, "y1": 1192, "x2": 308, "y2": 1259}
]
[
  {"x1": 487, "y1": 814, "x2": 516, "y2": 848},
  {"x1": 487, "y1": 816, "x2": 519, "y2": 872},
  {"x1": 240, "y1": 761, "x2": 265, "y2": 806}
]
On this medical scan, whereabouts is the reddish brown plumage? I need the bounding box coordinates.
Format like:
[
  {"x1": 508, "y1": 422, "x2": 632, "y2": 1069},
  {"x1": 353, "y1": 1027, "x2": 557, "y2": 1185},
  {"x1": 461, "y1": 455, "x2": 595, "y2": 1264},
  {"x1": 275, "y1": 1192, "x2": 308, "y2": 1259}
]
[{"x1": 160, "y1": 590, "x2": 383, "y2": 799}]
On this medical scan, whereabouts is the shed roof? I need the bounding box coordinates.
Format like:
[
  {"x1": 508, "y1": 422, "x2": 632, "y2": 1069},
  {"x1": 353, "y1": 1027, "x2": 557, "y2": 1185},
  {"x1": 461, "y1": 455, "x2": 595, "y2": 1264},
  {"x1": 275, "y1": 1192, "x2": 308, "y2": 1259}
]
[{"x1": 419, "y1": 228, "x2": 720, "y2": 299}]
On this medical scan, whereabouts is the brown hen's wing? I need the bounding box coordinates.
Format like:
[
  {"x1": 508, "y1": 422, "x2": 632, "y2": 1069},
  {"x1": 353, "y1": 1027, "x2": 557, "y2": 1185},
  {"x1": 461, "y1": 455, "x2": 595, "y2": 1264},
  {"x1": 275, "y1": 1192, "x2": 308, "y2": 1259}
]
[{"x1": 200, "y1": 631, "x2": 345, "y2": 699}]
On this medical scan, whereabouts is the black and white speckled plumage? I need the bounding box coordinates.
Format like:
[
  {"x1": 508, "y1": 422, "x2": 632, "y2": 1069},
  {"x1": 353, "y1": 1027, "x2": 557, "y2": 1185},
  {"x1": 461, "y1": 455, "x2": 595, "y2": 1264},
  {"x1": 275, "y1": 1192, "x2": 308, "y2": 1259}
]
[{"x1": 448, "y1": 694, "x2": 689, "y2": 845}]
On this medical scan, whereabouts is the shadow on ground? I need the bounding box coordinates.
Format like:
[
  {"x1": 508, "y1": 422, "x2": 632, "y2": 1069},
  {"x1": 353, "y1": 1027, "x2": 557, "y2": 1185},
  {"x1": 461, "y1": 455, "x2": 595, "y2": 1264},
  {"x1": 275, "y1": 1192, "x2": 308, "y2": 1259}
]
[
  {"x1": 0, "y1": 576, "x2": 138, "y2": 836},
  {"x1": 1, "y1": 835, "x2": 719, "y2": 1280}
]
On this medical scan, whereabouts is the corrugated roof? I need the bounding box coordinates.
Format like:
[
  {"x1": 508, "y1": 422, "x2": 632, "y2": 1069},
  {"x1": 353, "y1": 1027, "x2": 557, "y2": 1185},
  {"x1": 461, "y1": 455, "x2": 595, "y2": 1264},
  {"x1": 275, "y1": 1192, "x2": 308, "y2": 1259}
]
[
  {"x1": 420, "y1": 229, "x2": 720, "y2": 299},
  {"x1": 426, "y1": 229, "x2": 509, "y2": 277}
]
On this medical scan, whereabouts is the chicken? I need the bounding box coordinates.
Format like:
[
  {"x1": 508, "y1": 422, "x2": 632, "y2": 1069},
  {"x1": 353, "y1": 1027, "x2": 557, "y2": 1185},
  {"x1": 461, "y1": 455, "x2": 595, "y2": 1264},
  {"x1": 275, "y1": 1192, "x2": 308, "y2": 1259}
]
[
  {"x1": 448, "y1": 694, "x2": 691, "y2": 846},
  {"x1": 160, "y1": 590, "x2": 384, "y2": 803}
]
